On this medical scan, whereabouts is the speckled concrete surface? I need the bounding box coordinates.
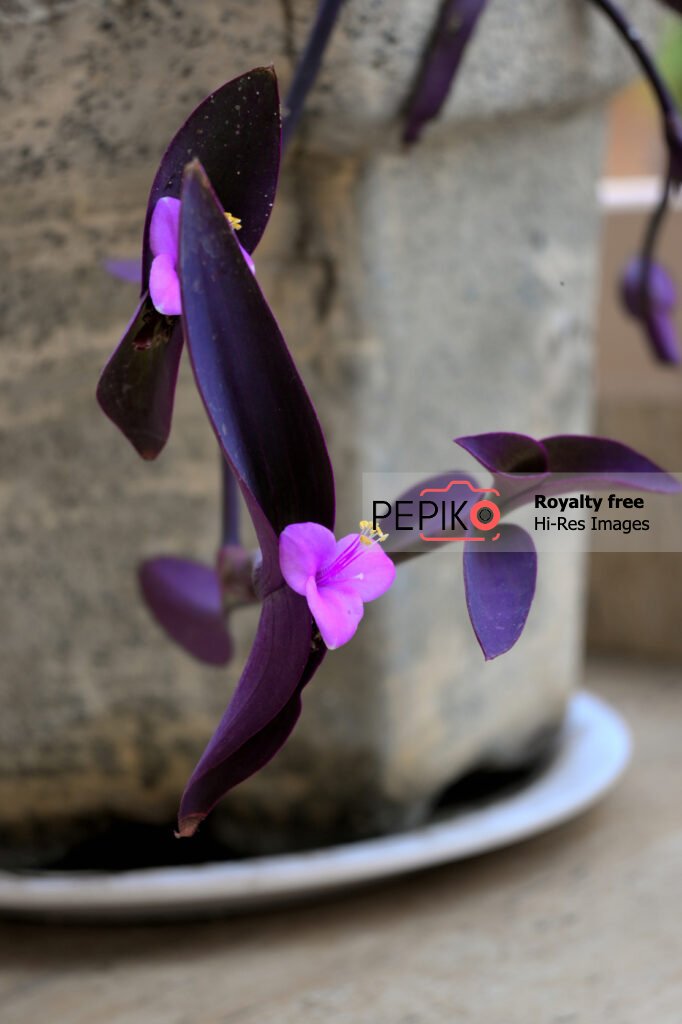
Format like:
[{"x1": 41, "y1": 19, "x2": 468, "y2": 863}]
[
  {"x1": 0, "y1": 0, "x2": 662, "y2": 163},
  {"x1": 0, "y1": 660, "x2": 679, "y2": 1024}
]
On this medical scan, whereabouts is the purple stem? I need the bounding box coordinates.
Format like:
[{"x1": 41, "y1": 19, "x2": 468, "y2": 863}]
[
  {"x1": 639, "y1": 167, "x2": 672, "y2": 314},
  {"x1": 281, "y1": 0, "x2": 347, "y2": 151},
  {"x1": 586, "y1": 0, "x2": 676, "y2": 118},
  {"x1": 221, "y1": 458, "x2": 241, "y2": 545}
]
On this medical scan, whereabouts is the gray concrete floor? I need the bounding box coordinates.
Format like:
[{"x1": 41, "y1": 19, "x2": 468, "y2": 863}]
[{"x1": 0, "y1": 659, "x2": 680, "y2": 1024}]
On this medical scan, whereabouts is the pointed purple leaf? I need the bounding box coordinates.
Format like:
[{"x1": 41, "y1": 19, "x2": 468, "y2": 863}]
[
  {"x1": 139, "y1": 557, "x2": 232, "y2": 666},
  {"x1": 455, "y1": 433, "x2": 548, "y2": 475},
  {"x1": 541, "y1": 434, "x2": 681, "y2": 494},
  {"x1": 96, "y1": 293, "x2": 183, "y2": 460},
  {"x1": 643, "y1": 310, "x2": 682, "y2": 365},
  {"x1": 456, "y1": 432, "x2": 680, "y2": 512},
  {"x1": 403, "y1": 0, "x2": 488, "y2": 145},
  {"x1": 142, "y1": 66, "x2": 281, "y2": 286},
  {"x1": 176, "y1": 160, "x2": 335, "y2": 829},
  {"x1": 177, "y1": 586, "x2": 320, "y2": 836},
  {"x1": 455, "y1": 433, "x2": 551, "y2": 508},
  {"x1": 463, "y1": 524, "x2": 537, "y2": 660},
  {"x1": 620, "y1": 258, "x2": 681, "y2": 365},
  {"x1": 179, "y1": 160, "x2": 335, "y2": 558}
]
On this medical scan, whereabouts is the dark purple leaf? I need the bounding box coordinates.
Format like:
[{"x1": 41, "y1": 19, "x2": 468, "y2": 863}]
[
  {"x1": 98, "y1": 67, "x2": 281, "y2": 459},
  {"x1": 139, "y1": 557, "x2": 233, "y2": 666},
  {"x1": 463, "y1": 524, "x2": 537, "y2": 660},
  {"x1": 177, "y1": 586, "x2": 319, "y2": 836},
  {"x1": 541, "y1": 434, "x2": 682, "y2": 493},
  {"x1": 179, "y1": 160, "x2": 335, "y2": 553},
  {"x1": 456, "y1": 433, "x2": 548, "y2": 475},
  {"x1": 96, "y1": 294, "x2": 183, "y2": 460},
  {"x1": 403, "y1": 0, "x2": 488, "y2": 145},
  {"x1": 456, "y1": 432, "x2": 680, "y2": 512},
  {"x1": 176, "y1": 159, "x2": 335, "y2": 831},
  {"x1": 455, "y1": 433, "x2": 551, "y2": 508},
  {"x1": 142, "y1": 66, "x2": 281, "y2": 284},
  {"x1": 639, "y1": 310, "x2": 681, "y2": 365},
  {"x1": 620, "y1": 257, "x2": 681, "y2": 364}
]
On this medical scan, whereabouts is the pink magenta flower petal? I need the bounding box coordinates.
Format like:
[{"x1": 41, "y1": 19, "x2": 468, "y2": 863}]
[
  {"x1": 150, "y1": 252, "x2": 182, "y2": 315},
  {"x1": 324, "y1": 533, "x2": 396, "y2": 601},
  {"x1": 280, "y1": 522, "x2": 337, "y2": 594},
  {"x1": 280, "y1": 522, "x2": 396, "y2": 649},
  {"x1": 305, "y1": 577, "x2": 364, "y2": 650},
  {"x1": 150, "y1": 196, "x2": 181, "y2": 258}
]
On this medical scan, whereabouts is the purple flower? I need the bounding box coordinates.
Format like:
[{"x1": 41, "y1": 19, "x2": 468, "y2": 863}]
[
  {"x1": 620, "y1": 257, "x2": 681, "y2": 364},
  {"x1": 149, "y1": 197, "x2": 182, "y2": 316},
  {"x1": 148, "y1": 197, "x2": 255, "y2": 316},
  {"x1": 280, "y1": 522, "x2": 396, "y2": 649}
]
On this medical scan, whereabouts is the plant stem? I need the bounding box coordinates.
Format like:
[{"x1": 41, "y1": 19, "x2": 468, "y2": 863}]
[
  {"x1": 586, "y1": 0, "x2": 676, "y2": 118},
  {"x1": 641, "y1": 168, "x2": 672, "y2": 268},
  {"x1": 221, "y1": 458, "x2": 240, "y2": 546},
  {"x1": 282, "y1": 0, "x2": 347, "y2": 151},
  {"x1": 639, "y1": 166, "x2": 672, "y2": 308}
]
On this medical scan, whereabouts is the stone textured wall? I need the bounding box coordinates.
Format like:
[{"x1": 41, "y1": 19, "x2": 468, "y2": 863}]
[{"x1": 0, "y1": 0, "x2": 662, "y2": 855}]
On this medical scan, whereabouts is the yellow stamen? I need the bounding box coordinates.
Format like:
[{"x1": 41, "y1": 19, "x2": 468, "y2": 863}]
[
  {"x1": 225, "y1": 211, "x2": 242, "y2": 231},
  {"x1": 358, "y1": 520, "x2": 389, "y2": 545}
]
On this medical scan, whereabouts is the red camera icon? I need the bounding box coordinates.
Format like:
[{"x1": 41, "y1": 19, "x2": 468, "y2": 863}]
[{"x1": 419, "y1": 479, "x2": 501, "y2": 543}]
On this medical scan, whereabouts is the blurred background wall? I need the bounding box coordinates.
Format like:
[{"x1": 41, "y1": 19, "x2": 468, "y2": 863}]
[{"x1": 589, "y1": 22, "x2": 682, "y2": 663}]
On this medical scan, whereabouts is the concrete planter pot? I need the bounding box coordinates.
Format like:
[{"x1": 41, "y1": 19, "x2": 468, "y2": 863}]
[{"x1": 0, "y1": 0, "x2": 660, "y2": 862}]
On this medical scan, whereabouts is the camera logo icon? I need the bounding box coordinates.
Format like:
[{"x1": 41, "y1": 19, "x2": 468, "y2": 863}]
[{"x1": 419, "y1": 479, "x2": 501, "y2": 543}]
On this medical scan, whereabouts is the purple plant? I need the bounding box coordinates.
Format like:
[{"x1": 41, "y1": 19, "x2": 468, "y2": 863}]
[
  {"x1": 97, "y1": 2, "x2": 682, "y2": 833},
  {"x1": 97, "y1": 67, "x2": 281, "y2": 459},
  {"x1": 587, "y1": 0, "x2": 682, "y2": 364},
  {"x1": 385, "y1": 433, "x2": 679, "y2": 660},
  {"x1": 174, "y1": 159, "x2": 338, "y2": 835}
]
